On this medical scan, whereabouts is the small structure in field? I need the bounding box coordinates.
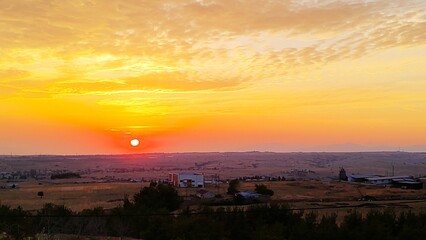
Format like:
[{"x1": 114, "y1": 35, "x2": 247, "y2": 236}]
[
  {"x1": 169, "y1": 172, "x2": 204, "y2": 188},
  {"x1": 394, "y1": 181, "x2": 423, "y2": 190},
  {"x1": 419, "y1": 178, "x2": 426, "y2": 189},
  {"x1": 236, "y1": 191, "x2": 260, "y2": 199},
  {"x1": 0, "y1": 183, "x2": 19, "y2": 189},
  {"x1": 196, "y1": 189, "x2": 216, "y2": 199}
]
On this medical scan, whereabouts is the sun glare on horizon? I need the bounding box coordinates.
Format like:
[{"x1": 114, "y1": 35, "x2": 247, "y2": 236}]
[{"x1": 130, "y1": 139, "x2": 139, "y2": 147}]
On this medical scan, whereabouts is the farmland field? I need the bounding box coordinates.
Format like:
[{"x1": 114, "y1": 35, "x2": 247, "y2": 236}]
[
  {"x1": 1, "y1": 152, "x2": 426, "y2": 217},
  {"x1": 1, "y1": 180, "x2": 426, "y2": 213}
]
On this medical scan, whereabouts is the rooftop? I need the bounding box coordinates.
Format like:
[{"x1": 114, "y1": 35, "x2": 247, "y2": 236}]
[
  {"x1": 172, "y1": 172, "x2": 203, "y2": 175},
  {"x1": 349, "y1": 174, "x2": 380, "y2": 179},
  {"x1": 366, "y1": 176, "x2": 412, "y2": 181}
]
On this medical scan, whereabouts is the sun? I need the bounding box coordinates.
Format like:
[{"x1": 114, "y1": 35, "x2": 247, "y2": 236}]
[{"x1": 130, "y1": 139, "x2": 139, "y2": 147}]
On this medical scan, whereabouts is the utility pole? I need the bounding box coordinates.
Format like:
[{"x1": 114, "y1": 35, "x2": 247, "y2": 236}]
[{"x1": 392, "y1": 164, "x2": 395, "y2": 177}]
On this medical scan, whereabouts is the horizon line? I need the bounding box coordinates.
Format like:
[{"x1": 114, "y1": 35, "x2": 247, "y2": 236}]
[{"x1": 1, "y1": 150, "x2": 424, "y2": 157}]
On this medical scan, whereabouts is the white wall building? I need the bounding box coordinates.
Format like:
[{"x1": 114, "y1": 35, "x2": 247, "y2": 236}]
[{"x1": 169, "y1": 172, "x2": 204, "y2": 188}]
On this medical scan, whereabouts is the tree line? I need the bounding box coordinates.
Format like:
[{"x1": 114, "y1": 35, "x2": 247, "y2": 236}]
[{"x1": 1, "y1": 183, "x2": 426, "y2": 240}]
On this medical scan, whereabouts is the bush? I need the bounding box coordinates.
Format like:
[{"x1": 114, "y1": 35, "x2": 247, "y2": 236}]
[
  {"x1": 255, "y1": 184, "x2": 274, "y2": 196},
  {"x1": 227, "y1": 179, "x2": 240, "y2": 194},
  {"x1": 36, "y1": 203, "x2": 73, "y2": 234},
  {"x1": 50, "y1": 172, "x2": 81, "y2": 179},
  {"x1": 131, "y1": 183, "x2": 183, "y2": 212}
]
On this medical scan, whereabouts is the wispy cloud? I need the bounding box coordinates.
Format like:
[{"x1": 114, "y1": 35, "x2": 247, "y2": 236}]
[{"x1": 1, "y1": 0, "x2": 425, "y2": 96}]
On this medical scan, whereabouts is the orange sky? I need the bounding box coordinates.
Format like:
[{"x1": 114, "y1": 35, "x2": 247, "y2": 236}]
[{"x1": 1, "y1": 0, "x2": 426, "y2": 154}]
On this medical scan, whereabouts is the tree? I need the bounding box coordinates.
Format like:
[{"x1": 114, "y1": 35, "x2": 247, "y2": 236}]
[
  {"x1": 36, "y1": 203, "x2": 73, "y2": 234},
  {"x1": 131, "y1": 183, "x2": 183, "y2": 212},
  {"x1": 233, "y1": 194, "x2": 245, "y2": 205},
  {"x1": 51, "y1": 172, "x2": 81, "y2": 179},
  {"x1": 255, "y1": 184, "x2": 274, "y2": 196},
  {"x1": 37, "y1": 191, "x2": 44, "y2": 198},
  {"x1": 339, "y1": 168, "x2": 348, "y2": 181},
  {"x1": 77, "y1": 207, "x2": 107, "y2": 236},
  {"x1": 227, "y1": 179, "x2": 240, "y2": 195}
]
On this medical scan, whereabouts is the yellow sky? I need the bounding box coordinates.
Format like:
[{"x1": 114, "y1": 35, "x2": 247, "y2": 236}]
[{"x1": 1, "y1": 0, "x2": 426, "y2": 154}]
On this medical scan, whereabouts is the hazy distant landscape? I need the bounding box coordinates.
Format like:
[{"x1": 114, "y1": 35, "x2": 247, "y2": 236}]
[
  {"x1": 1, "y1": 152, "x2": 426, "y2": 212},
  {"x1": 2, "y1": 152, "x2": 426, "y2": 180}
]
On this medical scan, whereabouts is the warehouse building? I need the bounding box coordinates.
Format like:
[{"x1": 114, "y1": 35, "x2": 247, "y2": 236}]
[
  {"x1": 348, "y1": 174, "x2": 379, "y2": 183},
  {"x1": 169, "y1": 172, "x2": 204, "y2": 188}
]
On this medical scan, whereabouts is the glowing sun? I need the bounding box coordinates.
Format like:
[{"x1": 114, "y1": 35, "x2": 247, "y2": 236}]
[{"x1": 130, "y1": 139, "x2": 139, "y2": 147}]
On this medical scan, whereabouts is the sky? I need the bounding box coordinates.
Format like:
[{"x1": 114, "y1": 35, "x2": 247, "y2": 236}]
[{"x1": 1, "y1": 0, "x2": 426, "y2": 154}]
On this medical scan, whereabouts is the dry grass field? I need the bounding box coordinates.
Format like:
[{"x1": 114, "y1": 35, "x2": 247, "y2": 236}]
[
  {"x1": 1, "y1": 180, "x2": 425, "y2": 214},
  {"x1": 1, "y1": 152, "x2": 426, "y2": 224},
  {"x1": 0, "y1": 181, "x2": 148, "y2": 211}
]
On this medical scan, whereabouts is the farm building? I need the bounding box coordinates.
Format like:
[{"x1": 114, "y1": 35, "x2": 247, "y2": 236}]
[
  {"x1": 366, "y1": 176, "x2": 412, "y2": 185},
  {"x1": 348, "y1": 174, "x2": 380, "y2": 183},
  {"x1": 169, "y1": 172, "x2": 204, "y2": 188},
  {"x1": 348, "y1": 174, "x2": 421, "y2": 189}
]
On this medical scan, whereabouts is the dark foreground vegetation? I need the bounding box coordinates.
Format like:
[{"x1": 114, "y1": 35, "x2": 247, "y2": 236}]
[{"x1": 1, "y1": 184, "x2": 426, "y2": 240}]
